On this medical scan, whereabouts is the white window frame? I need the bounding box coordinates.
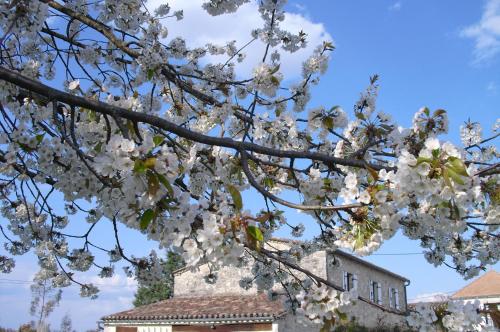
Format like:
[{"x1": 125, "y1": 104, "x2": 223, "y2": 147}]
[
  {"x1": 369, "y1": 280, "x2": 382, "y2": 305},
  {"x1": 389, "y1": 287, "x2": 393, "y2": 308},
  {"x1": 388, "y1": 287, "x2": 400, "y2": 310},
  {"x1": 395, "y1": 288, "x2": 400, "y2": 310},
  {"x1": 343, "y1": 271, "x2": 358, "y2": 291}
]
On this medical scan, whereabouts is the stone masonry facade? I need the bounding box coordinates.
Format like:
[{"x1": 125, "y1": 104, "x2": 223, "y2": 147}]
[{"x1": 174, "y1": 240, "x2": 409, "y2": 330}]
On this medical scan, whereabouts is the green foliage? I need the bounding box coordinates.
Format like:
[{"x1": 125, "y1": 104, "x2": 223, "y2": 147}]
[
  {"x1": 139, "y1": 209, "x2": 155, "y2": 230},
  {"x1": 247, "y1": 225, "x2": 264, "y2": 242},
  {"x1": 133, "y1": 251, "x2": 185, "y2": 307},
  {"x1": 227, "y1": 184, "x2": 242, "y2": 211}
]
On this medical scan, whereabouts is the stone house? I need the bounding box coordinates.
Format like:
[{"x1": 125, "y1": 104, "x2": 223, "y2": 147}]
[
  {"x1": 451, "y1": 270, "x2": 500, "y2": 329},
  {"x1": 102, "y1": 239, "x2": 410, "y2": 331}
]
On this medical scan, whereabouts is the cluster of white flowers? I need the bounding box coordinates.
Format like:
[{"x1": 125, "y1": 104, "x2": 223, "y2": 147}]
[
  {"x1": 0, "y1": 0, "x2": 48, "y2": 38},
  {"x1": 0, "y1": 255, "x2": 15, "y2": 273},
  {"x1": 251, "y1": 63, "x2": 283, "y2": 97},
  {"x1": 202, "y1": 0, "x2": 250, "y2": 16},
  {"x1": 98, "y1": 0, "x2": 148, "y2": 32},
  {"x1": 407, "y1": 300, "x2": 492, "y2": 332},
  {"x1": 80, "y1": 284, "x2": 99, "y2": 299},
  {"x1": 460, "y1": 121, "x2": 483, "y2": 147},
  {"x1": 442, "y1": 300, "x2": 485, "y2": 331},
  {"x1": 406, "y1": 302, "x2": 439, "y2": 330},
  {"x1": 0, "y1": 2, "x2": 497, "y2": 329},
  {"x1": 296, "y1": 284, "x2": 356, "y2": 329}
]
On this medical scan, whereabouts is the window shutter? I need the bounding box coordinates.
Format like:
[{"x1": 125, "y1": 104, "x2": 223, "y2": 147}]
[
  {"x1": 369, "y1": 280, "x2": 374, "y2": 301},
  {"x1": 343, "y1": 271, "x2": 347, "y2": 290},
  {"x1": 377, "y1": 283, "x2": 382, "y2": 305},
  {"x1": 352, "y1": 274, "x2": 358, "y2": 290},
  {"x1": 389, "y1": 287, "x2": 393, "y2": 308},
  {"x1": 395, "y1": 288, "x2": 400, "y2": 310}
]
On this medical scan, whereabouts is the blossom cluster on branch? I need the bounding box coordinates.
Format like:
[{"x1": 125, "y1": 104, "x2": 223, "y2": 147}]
[{"x1": 0, "y1": 0, "x2": 498, "y2": 330}]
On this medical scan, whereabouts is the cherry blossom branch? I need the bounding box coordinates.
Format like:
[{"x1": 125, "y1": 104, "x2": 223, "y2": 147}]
[
  {"x1": 0, "y1": 66, "x2": 388, "y2": 172},
  {"x1": 240, "y1": 150, "x2": 362, "y2": 211}
]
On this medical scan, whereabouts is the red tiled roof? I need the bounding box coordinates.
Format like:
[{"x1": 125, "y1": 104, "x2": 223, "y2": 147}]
[
  {"x1": 452, "y1": 270, "x2": 500, "y2": 299},
  {"x1": 102, "y1": 294, "x2": 286, "y2": 321}
]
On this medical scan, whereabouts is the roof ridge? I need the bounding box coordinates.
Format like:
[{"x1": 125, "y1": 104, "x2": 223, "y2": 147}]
[{"x1": 452, "y1": 270, "x2": 500, "y2": 299}]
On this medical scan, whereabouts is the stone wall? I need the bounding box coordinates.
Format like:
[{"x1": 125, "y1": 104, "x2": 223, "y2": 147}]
[
  {"x1": 326, "y1": 251, "x2": 408, "y2": 328},
  {"x1": 327, "y1": 251, "x2": 407, "y2": 310},
  {"x1": 173, "y1": 241, "x2": 409, "y2": 330},
  {"x1": 173, "y1": 263, "x2": 255, "y2": 297},
  {"x1": 174, "y1": 241, "x2": 327, "y2": 297}
]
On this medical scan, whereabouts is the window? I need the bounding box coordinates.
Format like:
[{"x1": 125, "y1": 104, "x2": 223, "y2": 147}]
[
  {"x1": 388, "y1": 287, "x2": 400, "y2": 310},
  {"x1": 342, "y1": 271, "x2": 357, "y2": 291},
  {"x1": 369, "y1": 280, "x2": 382, "y2": 305}
]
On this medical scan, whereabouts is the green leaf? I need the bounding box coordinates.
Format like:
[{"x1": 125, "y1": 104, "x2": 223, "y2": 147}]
[
  {"x1": 270, "y1": 75, "x2": 280, "y2": 85},
  {"x1": 263, "y1": 177, "x2": 275, "y2": 189},
  {"x1": 247, "y1": 225, "x2": 264, "y2": 242},
  {"x1": 366, "y1": 165, "x2": 379, "y2": 182},
  {"x1": 134, "y1": 160, "x2": 147, "y2": 174},
  {"x1": 144, "y1": 157, "x2": 157, "y2": 169},
  {"x1": 227, "y1": 184, "x2": 243, "y2": 211},
  {"x1": 416, "y1": 157, "x2": 432, "y2": 165},
  {"x1": 269, "y1": 64, "x2": 280, "y2": 74},
  {"x1": 451, "y1": 200, "x2": 461, "y2": 219},
  {"x1": 153, "y1": 135, "x2": 164, "y2": 147},
  {"x1": 147, "y1": 69, "x2": 155, "y2": 80},
  {"x1": 320, "y1": 319, "x2": 334, "y2": 332},
  {"x1": 335, "y1": 309, "x2": 348, "y2": 321},
  {"x1": 355, "y1": 112, "x2": 365, "y2": 120},
  {"x1": 442, "y1": 168, "x2": 453, "y2": 189},
  {"x1": 139, "y1": 209, "x2": 155, "y2": 230},
  {"x1": 88, "y1": 110, "x2": 98, "y2": 122},
  {"x1": 147, "y1": 171, "x2": 160, "y2": 197},
  {"x1": 322, "y1": 116, "x2": 334, "y2": 130},
  {"x1": 446, "y1": 167, "x2": 465, "y2": 185},
  {"x1": 423, "y1": 107, "x2": 430, "y2": 116},
  {"x1": 35, "y1": 134, "x2": 44, "y2": 144},
  {"x1": 433, "y1": 109, "x2": 447, "y2": 117},
  {"x1": 157, "y1": 173, "x2": 174, "y2": 196},
  {"x1": 447, "y1": 157, "x2": 468, "y2": 177},
  {"x1": 18, "y1": 143, "x2": 34, "y2": 153},
  {"x1": 432, "y1": 149, "x2": 441, "y2": 158},
  {"x1": 94, "y1": 141, "x2": 103, "y2": 153}
]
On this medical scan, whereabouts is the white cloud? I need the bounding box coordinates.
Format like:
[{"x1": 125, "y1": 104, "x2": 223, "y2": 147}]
[
  {"x1": 150, "y1": 0, "x2": 332, "y2": 78},
  {"x1": 81, "y1": 273, "x2": 138, "y2": 293},
  {"x1": 409, "y1": 292, "x2": 450, "y2": 303},
  {"x1": 388, "y1": 2, "x2": 402, "y2": 11},
  {"x1": 0, "y1": 262, "x2": 138, "y2": 330},
  {"x1": 487, "y1": 81, "x2": 498, "y2": 93},
  {"x1": 461, "y1": 0, "x2": 500, "y2": 63}
]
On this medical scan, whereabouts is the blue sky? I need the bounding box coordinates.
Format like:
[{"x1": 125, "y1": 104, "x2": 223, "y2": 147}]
[{"x1": 1, "y1": 0, "x2": 499, "y2": 330}]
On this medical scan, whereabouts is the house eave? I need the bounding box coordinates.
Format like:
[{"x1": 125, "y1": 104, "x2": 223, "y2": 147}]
[
  {"x1": 452, "y1": 294, "x2": 500, "y2": 300},
  {"x1": 102, "y1": 315, "x2": 282, "y2": 326},
  {"x1": 332, "y1": 249, "x2": 409, "y2": 282}
]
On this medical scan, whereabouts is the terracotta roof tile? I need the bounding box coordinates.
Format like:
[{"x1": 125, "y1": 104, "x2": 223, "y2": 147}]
[
  {"x1": 452, "y1": 270, "x2": 500, "y2": 299},
  {"x1": 102, "y1": 294, "x2": 285, "y2": 321}
]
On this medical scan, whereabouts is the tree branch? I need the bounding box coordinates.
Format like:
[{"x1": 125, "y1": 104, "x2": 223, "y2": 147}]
[{"x1": 0, "y1": 66, "x2": 388, "y2": 171}]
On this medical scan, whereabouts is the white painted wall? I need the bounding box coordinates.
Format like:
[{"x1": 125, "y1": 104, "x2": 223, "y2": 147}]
[{"x1": 137, "y1": 326, "x2": 172, "y2": 332}]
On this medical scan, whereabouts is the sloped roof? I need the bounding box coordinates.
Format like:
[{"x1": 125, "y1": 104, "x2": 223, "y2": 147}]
[
  {"x1": 270, "y1": 237, "x2": 409, "y2": 282},
  {"x1": 173, "y1": 238, "x2": 409, "y2": 282},
  {"x1": 452, "y1": 270, "x2": 500, "y2": 299},
  {"x1": 102, "y1": 294, "x2": 286, "y2": 322}
]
